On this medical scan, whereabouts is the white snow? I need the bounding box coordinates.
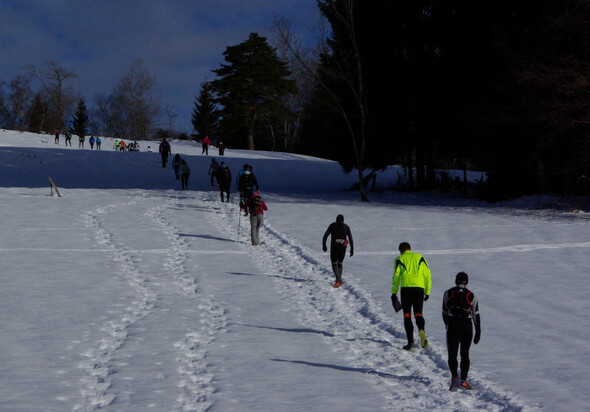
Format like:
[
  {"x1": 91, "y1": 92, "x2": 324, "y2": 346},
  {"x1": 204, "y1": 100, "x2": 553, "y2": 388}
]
[{"x1": 1, "y1": 129, "x2": 588, "y2": 411}]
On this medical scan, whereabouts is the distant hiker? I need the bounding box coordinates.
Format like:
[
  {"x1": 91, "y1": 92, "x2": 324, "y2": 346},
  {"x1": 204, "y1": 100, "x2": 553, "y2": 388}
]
[
  {"x1": 96, "y1": 136, "x2": 101, "y2": 150},
  {"x1": 179, "y1": 159, "x2": 190, "y2": 190},
  {"x1": 159, "y1": 138, "x2": 171, "y2": 168},
  {"x1": 172, "y1": 154, "x2": 182, "y2": 179},
  {"x1": 322, "y1": 214, "x2": 354, "y2": 288},
  {"x1": 54, "y1": 130, "x2": 59, "y2": 144},
  {"x1": 443, "y1": 272, "x2": 481, "y2": 391},
  {"x1": 218, "y1": 141, "x2": 226, "y2": 156},
  {"x1": 65, "y1": 131, "x2": 72, "y2": 147},
  {"x1": 78, "y1": 135, "x2": 85, "y2": 148},
  {"x1": 216, "y1": 161, "x2": 232, "y2": 202},
  {"x1": 238, "y1": 164, "x2": 259, "y2": 216},
  {"x1": 89, "y1": 136, "x2": 95, "y2": 149},
  {"x1": 119, "y1": 140, "x2": 126, "y2": 151},
  {"x1": 243, "y1": 192, "x2": 268, "y2": 245},
  {"x1": 208, "y1": 158, "x2": 219, "y2": 186},
  {"x1": 391, "y1": 242, "x2": 432, "y2": 351},
  {"x1": 114, "y1": 139, "x2": 120, "y2": 150},
  {"x1": 201, "y1": 135, "x2": 211, "y2": 155}
]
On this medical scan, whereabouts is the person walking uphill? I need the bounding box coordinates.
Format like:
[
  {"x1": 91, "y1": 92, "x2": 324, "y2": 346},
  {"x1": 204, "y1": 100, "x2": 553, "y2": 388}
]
[
  {"x1": 322, "y1": 214, "x2": 354, "y2": 288},
  {"x1": 391, "y1": 242, "x2": 432, "y2": 351},
  {"x1": 243, "y1": 193, "x2": 267, "y2": 245},
  {"x1": 443, "y1": 272, "x2": 481, "y2": 391},
  {"x1": 179, "y1": 159, "x2": 190, "y2": 190},
  {"x1": 159, "y1": 138, "x2": 171, "y2": 168},
  {"x1": 238, "y1": 165, "x2": 259, "y2": 216}
]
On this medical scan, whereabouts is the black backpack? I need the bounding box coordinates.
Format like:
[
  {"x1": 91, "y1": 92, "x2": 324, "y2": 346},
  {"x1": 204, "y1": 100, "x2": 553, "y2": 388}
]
[{"x1": 447, "y1": 287, "x2": 473, "y2": 318}]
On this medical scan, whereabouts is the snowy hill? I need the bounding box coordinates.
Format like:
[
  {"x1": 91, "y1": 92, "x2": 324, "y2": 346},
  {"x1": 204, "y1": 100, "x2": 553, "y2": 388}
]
[{"x1": 1, "y1": 129, "x2": 589, "y2": 411}]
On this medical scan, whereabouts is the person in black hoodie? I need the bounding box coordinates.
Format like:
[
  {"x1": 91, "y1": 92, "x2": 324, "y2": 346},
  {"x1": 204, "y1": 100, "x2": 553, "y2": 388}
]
[{"x1": 322, "y1": 214, "x2": 354, "y2": 288}]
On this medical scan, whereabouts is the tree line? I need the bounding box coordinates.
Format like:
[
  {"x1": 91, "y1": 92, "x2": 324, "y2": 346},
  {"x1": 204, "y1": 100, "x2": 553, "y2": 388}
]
[
  {"x1": 2, "y1": 0, "x2": 588, "y2": 200},
  {"x1": 0, "y1": 59, "x2": 172, "y2": 143}
]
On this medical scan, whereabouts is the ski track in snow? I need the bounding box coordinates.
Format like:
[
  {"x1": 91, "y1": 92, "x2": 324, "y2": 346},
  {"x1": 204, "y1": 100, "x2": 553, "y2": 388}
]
[
  {"x1": 76, "y1": 192, "x2": 227, "y2": 411},
  {"x1": 207, "y1": 195, "x2": 538, "y2": 412}
]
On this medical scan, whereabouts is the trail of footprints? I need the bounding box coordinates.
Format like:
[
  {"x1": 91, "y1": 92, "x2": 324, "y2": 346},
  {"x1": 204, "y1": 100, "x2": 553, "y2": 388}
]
[{"x1": 78, "y1": 193, "x2": 226, "y2": 411}]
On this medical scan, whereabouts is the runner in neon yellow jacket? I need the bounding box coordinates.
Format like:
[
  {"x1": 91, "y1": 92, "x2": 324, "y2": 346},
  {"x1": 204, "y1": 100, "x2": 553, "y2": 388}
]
[{"x1": 391, "y1": 242, "x2": 432, "y2": 350}]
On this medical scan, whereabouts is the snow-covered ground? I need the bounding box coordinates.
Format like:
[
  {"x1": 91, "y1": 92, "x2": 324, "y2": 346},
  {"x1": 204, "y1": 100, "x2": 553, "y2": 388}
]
[{"x1": 1, "y1": 129, "x2": 589, "y2": 411}]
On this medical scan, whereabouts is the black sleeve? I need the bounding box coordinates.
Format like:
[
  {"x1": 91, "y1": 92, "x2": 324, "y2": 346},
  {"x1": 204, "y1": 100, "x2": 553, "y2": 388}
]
[{"x1": 322, "y1": 224, "x2": 333, "y2": 247}]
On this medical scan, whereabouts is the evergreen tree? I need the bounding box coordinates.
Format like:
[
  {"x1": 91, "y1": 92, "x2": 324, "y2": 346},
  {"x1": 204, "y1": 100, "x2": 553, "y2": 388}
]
[
  {"x1": 191, "y1": 81, "x2": 219, "y2": 140},
  {"x1": 70, "y1": 98, "x2": 89, "y2": 140},
  {"x1": 28, "y1": 93, "x2": 48, "y2": 133},
  {"x1": 211, "y1": 32, "x2": 297, "y2": 150}
]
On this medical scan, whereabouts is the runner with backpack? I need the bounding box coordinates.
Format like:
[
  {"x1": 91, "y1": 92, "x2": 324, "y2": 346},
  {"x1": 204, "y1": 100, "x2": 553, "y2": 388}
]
[
  {"x1": 243, "y1": 192, "x2": 267, "y2": 245},
  {"x1": 443, "y1": 271, "x2": 481, "y2": 391}
]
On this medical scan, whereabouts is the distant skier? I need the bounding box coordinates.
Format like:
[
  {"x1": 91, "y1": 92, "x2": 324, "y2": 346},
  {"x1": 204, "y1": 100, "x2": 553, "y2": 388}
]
[
  {"x1": 201, "y1": 135, "x2": 211, "y2": 155},
  {"x1": 238, "y1": 165, "x2": 259, "y2": 216},
  {"x1": 243, "y1": 192, "x2": 268, "y2": 245},
  {"x1": 113, "y1": 139, "x2": 120, "y2": 150},
  {"x1": 322, "y1": 214, "x2": 354, "y2": 288},
  {"x1": 218, "y1": 141, "x2": 226, "y2": 156},
  {"x1": 391, "y1": 242, "x2": 432, "y2": 351},
  {"x1": 208, "y1": 158, "x2": 219, "y2": 186},
  {"x1": 89, "y1": 136, "x2": 95, "y2": 149},
  {"x1": 443, "y1": 271, "x2": 481, "y2": 391},
  {"x1": 65, "y1": 131, "x2": 72, "y2": 146},
  {"x1": 172, "y1": 154, "x2": 182, "y2": 179},
  {"x1": 96, "y1": 136, "x2": 101, "y2": 150},
  {"x1": 159, "y1": 138, "x2": 171, "y2": 168},
  {"x1": 179, "y1": 159, "x2": 190, "y2": 190},
  {"x1": 54, "y1": 130, "x2": 59, "y2": 144},
  {"x1": 78, "y1": 135, "x2": 85, "y2": 148},
  {"x1": 216, "y1": 162, "x2": 232, "y2": 202}
]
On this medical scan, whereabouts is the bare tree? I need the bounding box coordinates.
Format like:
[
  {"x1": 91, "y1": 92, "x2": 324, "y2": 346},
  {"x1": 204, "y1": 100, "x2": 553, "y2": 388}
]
[
  {"x1": 27, "y1": 60, "x2": 78, "y2": 131},
  {"x1": 7, "y1": 75, "x2": 34, "y2": 130},
  {"x1": 111, "y1": 60, "x2": 161, "y2": 141},
  {"x1": 274, "y1": 0, "x2": 371, "y2": 201}
]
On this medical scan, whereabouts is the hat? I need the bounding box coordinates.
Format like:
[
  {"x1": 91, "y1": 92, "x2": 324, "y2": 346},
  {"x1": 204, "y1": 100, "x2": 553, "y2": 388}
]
[{"x1": 455, "y1": 272, "x2": 469, "y2": 285}]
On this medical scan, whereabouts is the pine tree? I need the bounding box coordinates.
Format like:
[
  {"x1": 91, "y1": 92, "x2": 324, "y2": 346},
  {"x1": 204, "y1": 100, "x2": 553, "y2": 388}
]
[
  {"x1": 211, "y1": 32, "x2": 297, "y2": 150},
  {"x1": 191, "y1": 81, "x2": 219, "y2": 140},
  {"x1": 70, "y1": 98, "x2": 89, "y2": 141}
]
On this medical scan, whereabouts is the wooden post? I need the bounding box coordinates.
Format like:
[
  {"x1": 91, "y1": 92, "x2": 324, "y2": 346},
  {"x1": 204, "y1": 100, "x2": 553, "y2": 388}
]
[{"x1": 48, "y1": 176, "x2": 62, "y2": 197}]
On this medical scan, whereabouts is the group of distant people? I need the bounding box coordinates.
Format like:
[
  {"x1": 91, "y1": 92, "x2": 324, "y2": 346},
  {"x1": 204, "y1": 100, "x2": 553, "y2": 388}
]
[
  {"x1": 54, "y1": 130, "x2": 102, "y2": 149},
  {"x1": 113, "y1": 139, "x2": 140, "y2": 151}
]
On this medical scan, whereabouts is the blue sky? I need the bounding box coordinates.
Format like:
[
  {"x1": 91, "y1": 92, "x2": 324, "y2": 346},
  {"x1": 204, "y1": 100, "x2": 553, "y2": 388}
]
[{"x1": 0, "y1": 0, "x2": 321, "y2": 132}]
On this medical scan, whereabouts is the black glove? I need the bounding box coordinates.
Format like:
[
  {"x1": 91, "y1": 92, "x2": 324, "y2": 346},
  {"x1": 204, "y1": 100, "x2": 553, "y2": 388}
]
[
  {"x1": 474, "y1": 330, "x2": 481, "y2": 344},
  {"x1": 322, "y1": 245, "x2": 327, "y2": 252},
  {"x1": 349, "y1": 249, "x2": 354, "y2": 257},
  {"x1": 424, "y1": 294, "x2": 429, "y2": 302},
  {"x1": 391, "y1": 294, "x2": 397, "y2": 307}
]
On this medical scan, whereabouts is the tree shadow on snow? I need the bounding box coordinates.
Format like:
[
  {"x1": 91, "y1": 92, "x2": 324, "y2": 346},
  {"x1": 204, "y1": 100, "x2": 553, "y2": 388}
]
[
  {"x1": 235, "y1": 323, "x2": 335, "y2": 337},
  {"x1": 179, "y1": 233, "x2": 237, "y2": 243},
  {"x1": 226, "y1": 271, "x2": 314, "y2": 283},
  {"x1": 271, "y1": 358, "x2": 431, "y2": 384}
]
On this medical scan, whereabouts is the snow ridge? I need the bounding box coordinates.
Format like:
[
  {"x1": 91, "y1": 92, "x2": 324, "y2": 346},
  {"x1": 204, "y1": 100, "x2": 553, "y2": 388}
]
[{"x1": 209, "y1": 196, "x2": 534, "y2": 411}]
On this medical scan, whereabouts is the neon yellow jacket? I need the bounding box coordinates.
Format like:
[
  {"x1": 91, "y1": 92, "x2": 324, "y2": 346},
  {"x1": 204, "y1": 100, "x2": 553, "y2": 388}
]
[{"x1": 391, "y1": 251, "x2": 432, "y2": 296}]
